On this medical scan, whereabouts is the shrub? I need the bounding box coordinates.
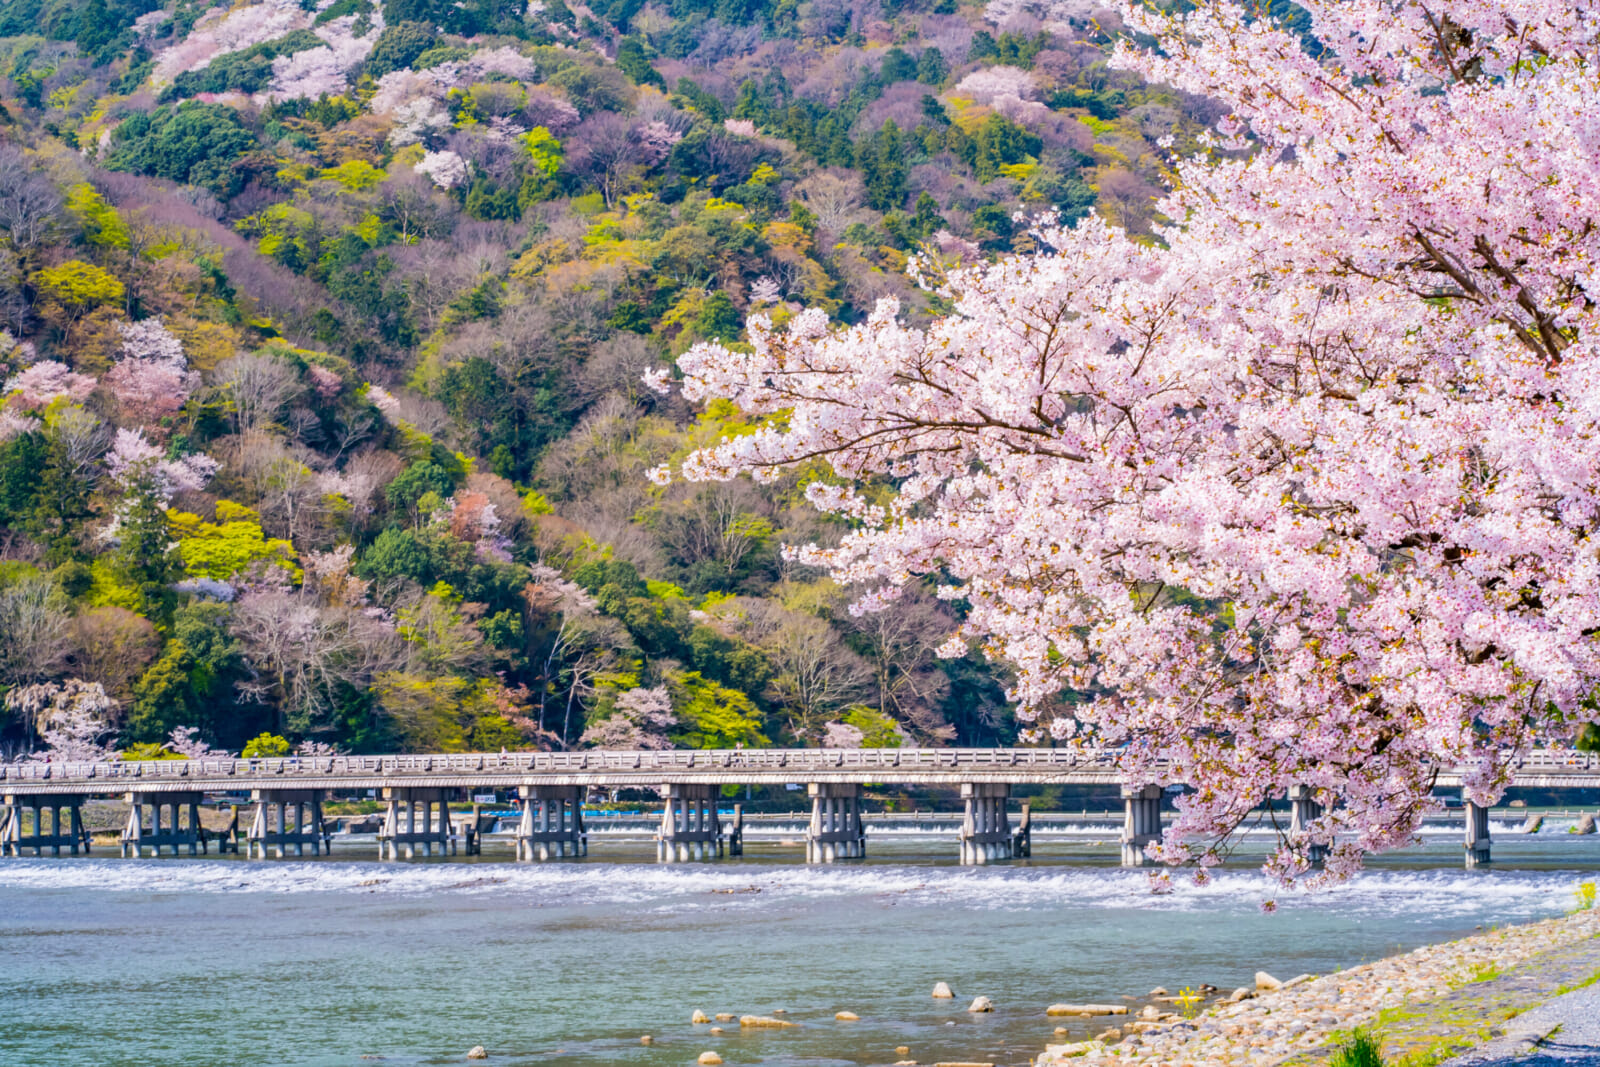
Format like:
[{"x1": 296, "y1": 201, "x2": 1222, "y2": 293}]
[{"x1": 242, "y1": 732, "x2": 292, "y2": 758}]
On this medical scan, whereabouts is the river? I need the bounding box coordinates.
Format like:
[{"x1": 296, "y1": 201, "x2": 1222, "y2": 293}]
[{"x1": 1, "y1": 819, "x2": 1596, "y2": 1067}]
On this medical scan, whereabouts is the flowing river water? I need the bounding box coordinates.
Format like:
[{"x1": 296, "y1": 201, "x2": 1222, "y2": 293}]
[{"x1": 1, "y1": 817, "x2": 1597, "y2": 1067}]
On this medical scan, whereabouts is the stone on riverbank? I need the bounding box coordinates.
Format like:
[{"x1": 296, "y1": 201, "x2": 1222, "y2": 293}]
[
  {"x1": 1043, "y1": 1040, "x2": 1106, "y2": 1059},
  {"x1": 1148, "y1": 987, "x2": 1168, "y2": 996},
  {"x1": 1254, "y1": 972, "x2": 1283, "y2": 990},
  {"x1": 932, "y1": 982, "x2": 954, "y2": 998},
  {"x1": 739, "y1": 1015, "x2": 797, "y2": 1028},
  {"x1": 967, "y1": 996, "x2": 994, "y2": 1012},
  {"x1": 714, "y1": 1013, "x2": 734, "y2": 1021},
  {"x1": 466, "y1": 1048, "x2": 487, "y2": 1060},
  {"x1": 1227, "y1": 987, "x2": 1254, "y2": 1003},
  {"x1": 1047, "y1": 1004, "x2": 1127, "y2": 1016},
  {"x1": 692, "y1": 1010, "x2": 710, "y2": 1024},
  {"x1": 698, "y1": 1053, "x2": 722, "y2": 1065}
]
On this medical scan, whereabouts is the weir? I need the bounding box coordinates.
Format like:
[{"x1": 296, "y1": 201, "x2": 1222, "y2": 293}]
[
  {"x1": 657, "y1": 783, "x2": 722, "y2": 862},
  {"x1": 2, "y1": 793, "x2": 88, "y2": 856},
  {"x1": 379, "y1": 787, "x2": 454, "y2": 860},
  {"x1": 515, "y1": 785, "x2": 586, "y2": 861},
  {"x1": 1121, "y1": 783, "x2": 1163, "y2": 867},
  {"x1": 806, "y1": 782, "x2": 865, "y2": 862},
  {"x1": 248, "y1": 789, "x2": 328, "y2": 859},
  {"x1": 122, "y1": 791, "x2": 203, "y2": 857}
]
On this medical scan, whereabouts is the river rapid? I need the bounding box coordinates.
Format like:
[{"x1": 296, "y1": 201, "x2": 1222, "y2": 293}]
[{"x1": 1, "y1": 824, "x2": 1596, "y2": 1067}]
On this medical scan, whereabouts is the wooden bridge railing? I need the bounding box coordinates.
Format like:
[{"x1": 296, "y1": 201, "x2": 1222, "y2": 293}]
[{"x1": 1, "y1": 747, "x2": 1598, "y2": 787}]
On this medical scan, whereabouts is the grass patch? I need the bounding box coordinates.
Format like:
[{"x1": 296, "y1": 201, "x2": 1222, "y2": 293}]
[
  {"x1": 1328, "y1": 1028, "x2": 1384, "y2": 1067},
  {"x1": 1553, "y1": 966, "x2": 1600, "y2": 997}
]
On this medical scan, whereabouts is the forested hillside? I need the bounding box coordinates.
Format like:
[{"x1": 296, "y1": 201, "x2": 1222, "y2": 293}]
[{"x1": 0, "y1": 0, "x2": 1211, "y2": 759}]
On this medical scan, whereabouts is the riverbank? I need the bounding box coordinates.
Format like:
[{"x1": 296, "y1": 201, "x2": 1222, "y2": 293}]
[{"x1": 1039, "y1": 895, "x2": 1600, "y2": 1066}]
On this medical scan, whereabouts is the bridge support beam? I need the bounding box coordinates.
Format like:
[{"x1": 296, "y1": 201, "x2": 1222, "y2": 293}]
[
  {"x1": 657, "y1": 783, "x2": 722, "y2": 862},
  {"x1": 379, "y1": 788, "x2": 454, "y2": 860},
  {"x1": 515, "y1": 785, "x2": 586, "y2": 861},
  {"x1": 249, "y1": 789, "x2": 327, "y2": 859},
  {"x1": 1465, "y1": 800, "x2": 1492, "y2": 868},
  {"x1": 807, "y1": 783, "x2": 864, "y2": 862},
  {"x1": 1288, "y1": 785, "x2": 1326, "y2": 867},
  {"x1": 2, "y1": 793, "x2": 89, "y2": 856},
  {"x1": 122, "y1": 792, "x2": 203, "y2": 857},
  {"x1": 960, "y1": 782, "x2": 1013, "y2": 865},
  {"x1": 1121, "y1": 784, "x2": 1164, "y2": 867}
]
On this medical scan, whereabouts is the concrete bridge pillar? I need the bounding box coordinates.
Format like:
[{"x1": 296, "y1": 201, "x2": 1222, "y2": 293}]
[
  {"x1": 515, "y1": 785, "x2": 587, "y2": 861},
  {"x1": 656, "y1": 783, "x2": 722, "y2": 862},
  {"x1": 378, "y1": 788, "x2": 454, "y2": 860},
  {"x1": 122, "y1": 792, "x2": 203, "y2": 857},
  {"x1": 806, "y1": 783, "x2": 865, "y2": 862},
  {"x1": 959, "y1": 782, "x2": 1013, "y2": 865},
  {"x1": 1121, "y1": 784, "x2": 1163, "y2": 867},
  {"x1": 2, "y1": 793, "x2": 89, "y2": 856},
  {"x1": 248, "y1": 790, "x2": 328, "y2": 859},
  {"x1": 1288, "y1": 785, "x2": 1327, "y2": 866},
  {"x1": 1465, "y1": 800, "x2": 1492, "y2": 868}
]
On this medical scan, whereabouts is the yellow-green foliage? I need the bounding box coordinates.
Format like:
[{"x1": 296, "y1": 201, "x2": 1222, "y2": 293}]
[
  {"x1": 522, "y1": 127, "x2": 563, "y2": 176},
  {"x1": 320, "y1": 159, "x2": 387, "y2": 191},
  {"x1": 242, "y1": 733, "x2": 292, "y2": 758},
  {"x1": 33, "y1": 260, "x2": 125, "y2": 308},
  {"x1": 120, "y1": 741, "x2": 184, "y2": 761},
  {"x1": 85, "y1": 557, "x2": 146, "y2": 613},
  {"x1": 169, "y1": 501, "x2": 301, "y2": 582},
  {"x1": 65, "y1": 183, "x2": 130, "y2": 249},
  {"x1": 840, "y1": 706, "x2": 903, "y2": 747},
  {"x1": 668, "y1": 671, "x2": 769, "y2": 749}
]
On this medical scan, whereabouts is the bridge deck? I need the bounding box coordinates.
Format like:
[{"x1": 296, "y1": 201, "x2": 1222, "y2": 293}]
[{"x1": 3, "y1": 748, "x2": 1599, "y2": 796}]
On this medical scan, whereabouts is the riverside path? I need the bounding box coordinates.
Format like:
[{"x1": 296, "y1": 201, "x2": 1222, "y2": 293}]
[{"x1": 3, "y1": 747, "x2": 1598, "y2": 867}]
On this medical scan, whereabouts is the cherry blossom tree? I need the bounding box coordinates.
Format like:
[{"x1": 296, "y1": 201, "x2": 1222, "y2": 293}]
[
  {"x1": 656, "y1": 0, "x2": 1600, "y2": 884},
  {"x1": 107, "y1": 318, "x2": 199, "y2": 424},
  {"x1": 415, "y1": 150, "x2": 469, "y2": 190},
  {"x1": 5, "y1": 361, "x2": 95, "y2": 408},
  {"x1": 580, "y1": 686, "x2": 677, "y2": 749},
  {"x1": 5, "y1": 680, "x2": 119, "y2": 761}
]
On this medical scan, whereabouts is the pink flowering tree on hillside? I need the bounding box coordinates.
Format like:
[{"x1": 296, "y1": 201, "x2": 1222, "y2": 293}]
[
  {"x1": 107, "y1": 318, "x2": 199, "y2": 425},
  {"x1": 653, "y1": 1, "x2": 1600, "y2": 885}
]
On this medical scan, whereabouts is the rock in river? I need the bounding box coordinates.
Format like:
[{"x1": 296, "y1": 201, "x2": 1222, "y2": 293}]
[{"x1": 933, "y1": 982, "x2": 954, "y2": 998}]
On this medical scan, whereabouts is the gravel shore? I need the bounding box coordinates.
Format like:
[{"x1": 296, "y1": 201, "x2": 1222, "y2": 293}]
[
  {"x1": 1036, "y1": 905, "x2": 1600, "y2": 1066},
  {"x1": 1439, "y1": 983, "x2": 1600, "y2": 1066}
]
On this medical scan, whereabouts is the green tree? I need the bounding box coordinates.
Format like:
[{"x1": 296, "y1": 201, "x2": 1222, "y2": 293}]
[
  {"x1": 126, "y1": 602, "x2": 250, "y2": 746},
  {"x1": 358, "y1": 526, "x2": 432, "y2": 583},
  {"x1": 384, "y1": 460, "x2": 457, "y2": 520},
  {"x1": 669, "y1": 670, "x2": 768, "y2": 749},
  {"x1": 364, "y1": 20, "x2": 435, "y2": 78},
  {"x1": 104, "y1": 102, "x2": 258, "y2": 198}
]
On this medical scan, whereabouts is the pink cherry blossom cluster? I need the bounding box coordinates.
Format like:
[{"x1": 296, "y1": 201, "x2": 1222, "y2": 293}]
[
  {"x1": 953, "y1": 65, "x2": 1038, "y2": 102},
  {"x1": 107, "y1": 318, "x2": 199, "y2": 424},
  {"x1": 415, "y1": 149, "x2": 469, "y2": 189},
  {"x1": 658, "y1": 0, "x2": 1600, "y2": 884},
  {"x1": 105, "y1": 427, "x2": 218, "y2": 500},
  {"x1": 265, "y1": 9, "x2": 386, "y2": 103},
  {"x1": 4, "y1": 360, "x2": 95, "y2": 408},
  {"x1": 151, "y1": 0, "x2": 311, "y2": 86}
]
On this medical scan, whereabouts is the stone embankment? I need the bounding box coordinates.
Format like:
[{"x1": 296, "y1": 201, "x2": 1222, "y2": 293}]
[{"x1": 1038, "y1": 907, "x2": 1600, "y2": 1066}]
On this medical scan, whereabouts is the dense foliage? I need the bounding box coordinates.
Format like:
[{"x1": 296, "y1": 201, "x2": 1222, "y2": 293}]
[{"x1": 0, "y1": 0, "x2": 1209, "y2": 764}]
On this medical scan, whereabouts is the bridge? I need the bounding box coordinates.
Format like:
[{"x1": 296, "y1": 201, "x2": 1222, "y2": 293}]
[{"x1": 2, "y1": 747, "x2": 1597, "y2": 867}]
